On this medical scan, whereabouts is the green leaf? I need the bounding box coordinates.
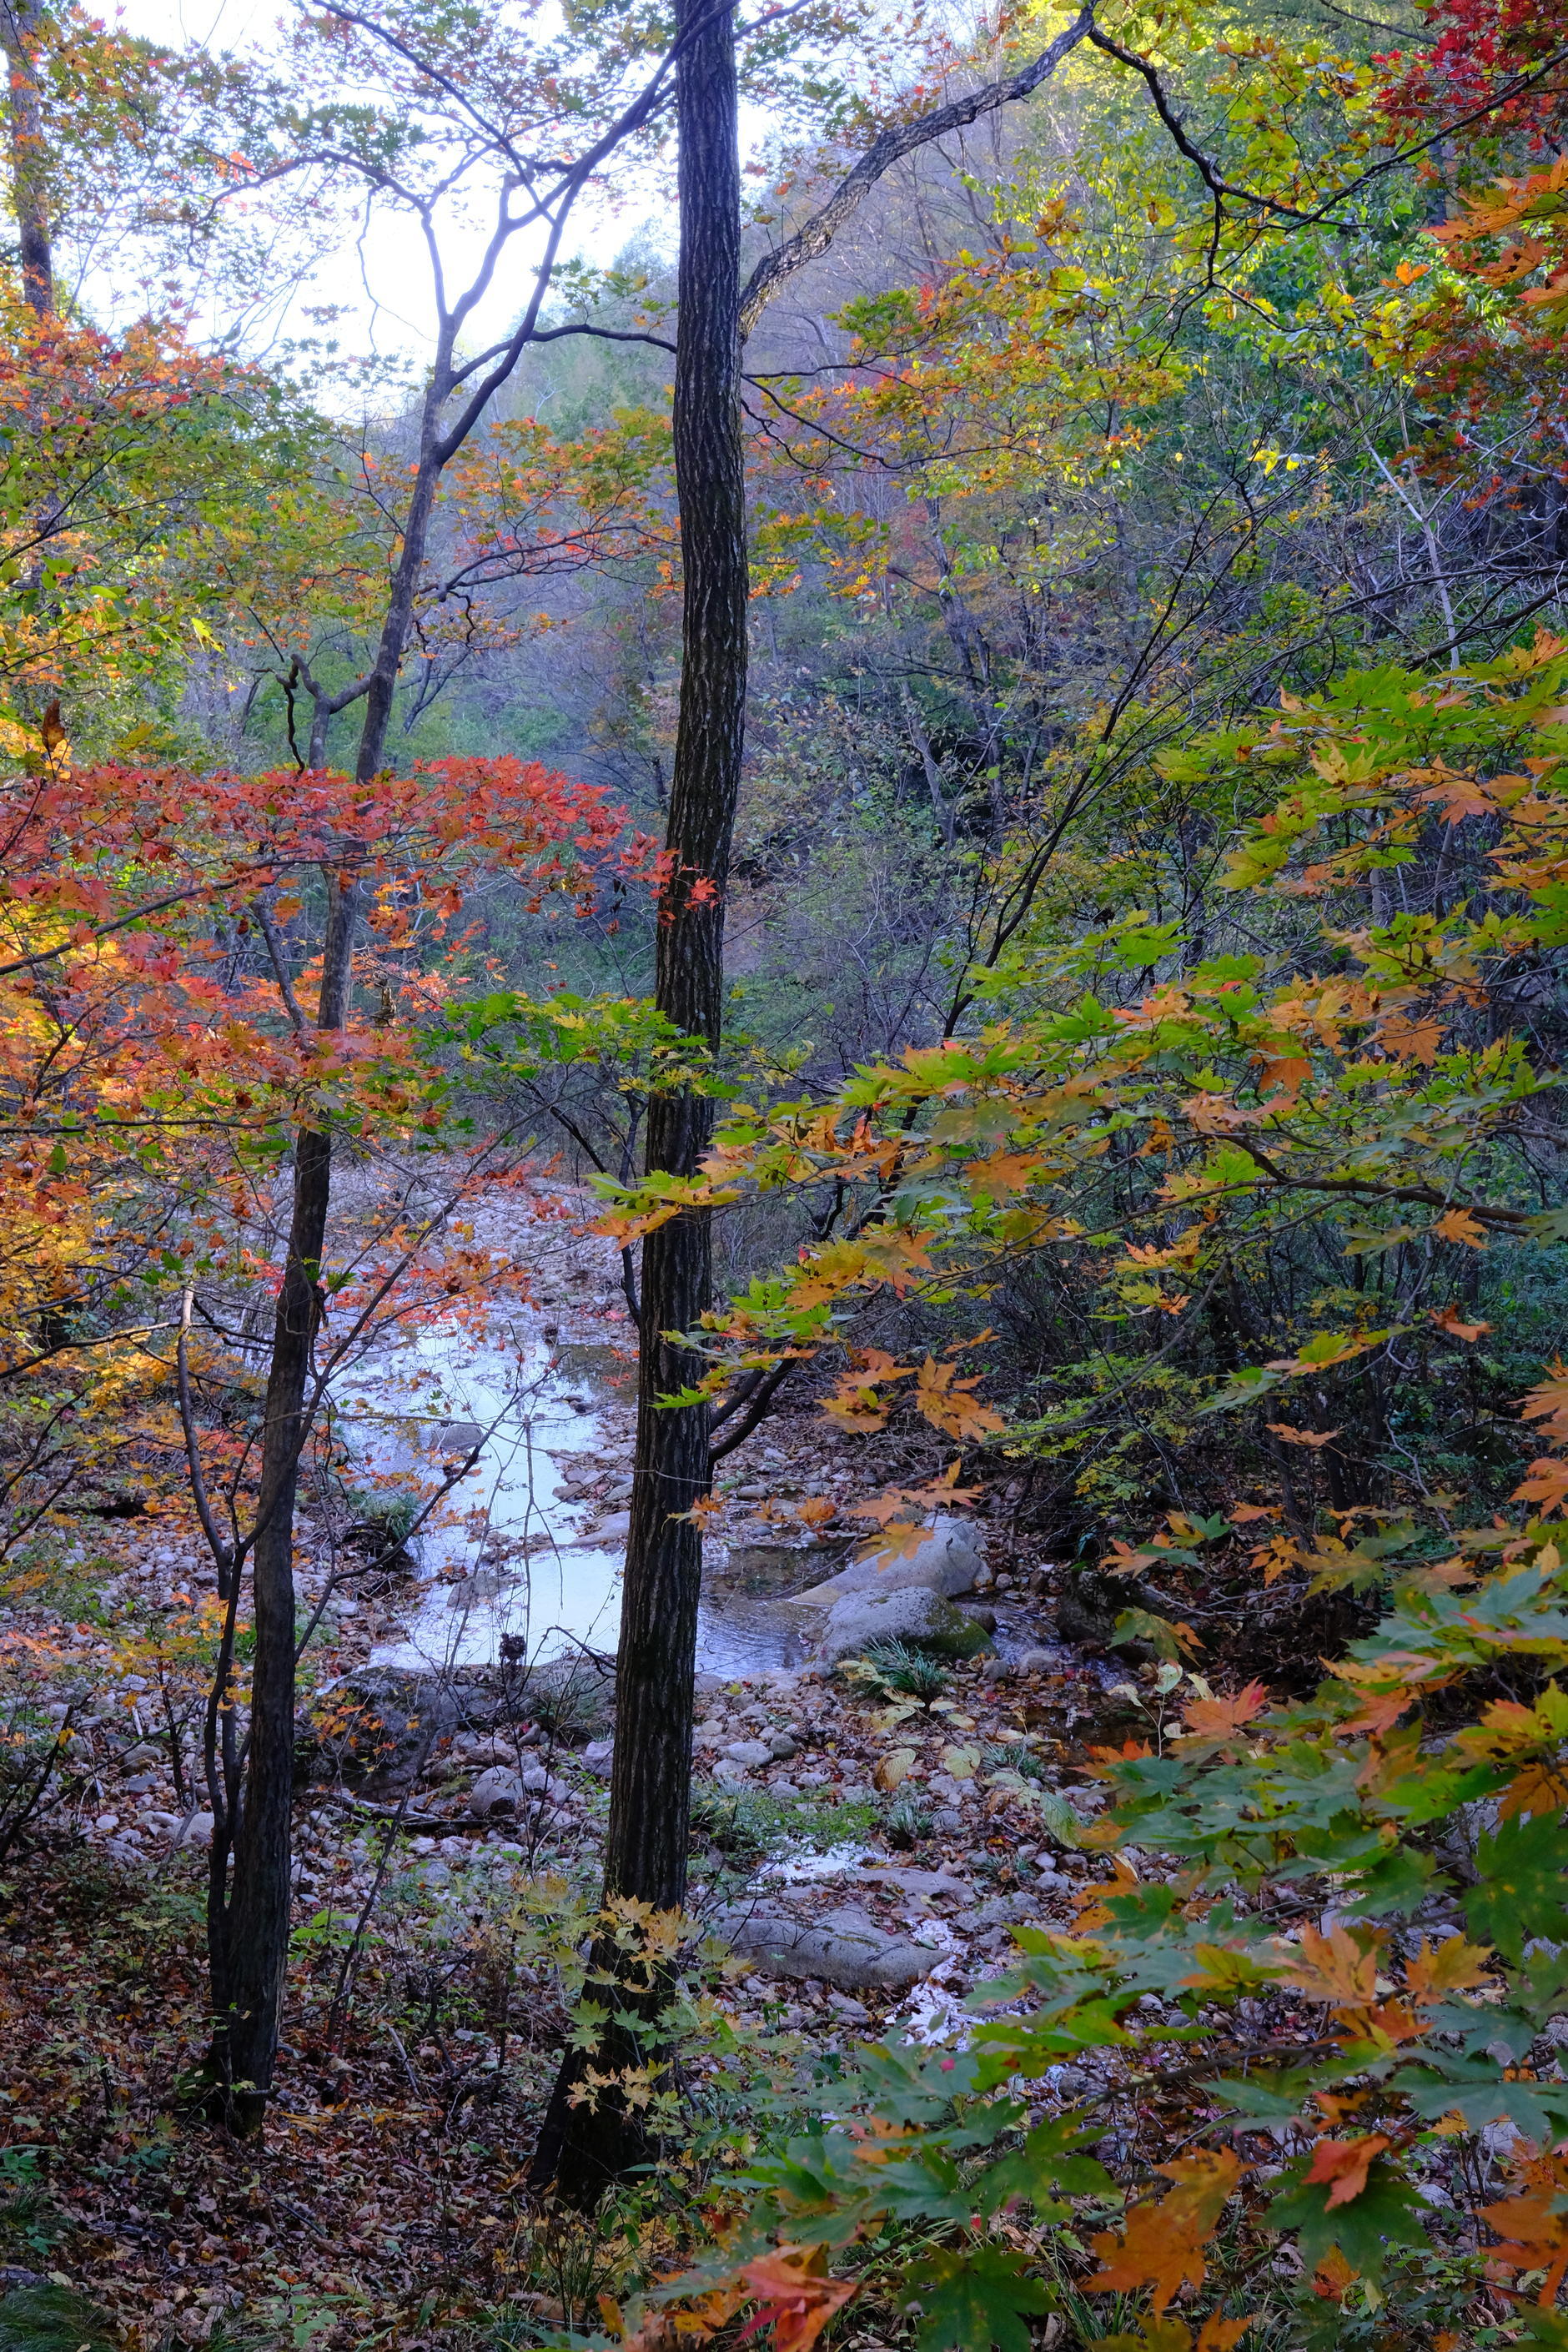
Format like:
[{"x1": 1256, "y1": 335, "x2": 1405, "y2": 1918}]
[
  {"x1": 974, "y1": 2113, "x2": 1113, "y2": 2215},
  {"x1": 1515, "y1": 2314, "x2": 1568, "y2": 2350},
  {"x1": 1111, "y1": 1607, "x2": 1200, "y2": 1661},
  {"x1": 906, "y1": 2244, "x2": 1053, "y2": 2352},
  {"x1": 1341, "y1": 1842, "x2": 1433, "y2": 1917},
  {"x1": 1464, "y1": 1808, "x2": 1568, "y2": 1961},
  {"x1": 1030, "y1": 1788, "x2": 1087, "y2": 1848},
  {"x1": 1396, "y1": 2051, "x2": 1568, "y2": 2138},
  {"x1": 1205, "y1": 2068, "x2": 1315, "y2": 2120},
  {"x1": 1265, "y1": 2159, "x2": 1428, "y2": 2281}
]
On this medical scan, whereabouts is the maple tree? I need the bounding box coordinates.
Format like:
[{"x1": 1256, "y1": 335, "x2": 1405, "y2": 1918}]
[{"x1": 0, "y1": 735, "x2": 656, "y2": 2128}]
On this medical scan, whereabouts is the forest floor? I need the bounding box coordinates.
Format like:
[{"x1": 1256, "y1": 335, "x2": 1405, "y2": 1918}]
[{"x1": 0, "y1": 1190, "x2": 1146, "y2": 2351}]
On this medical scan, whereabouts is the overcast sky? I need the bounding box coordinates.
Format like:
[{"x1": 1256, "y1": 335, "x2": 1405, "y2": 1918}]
[{"x1": 99, "y1": 0, "x2": 675, "y2": 374}]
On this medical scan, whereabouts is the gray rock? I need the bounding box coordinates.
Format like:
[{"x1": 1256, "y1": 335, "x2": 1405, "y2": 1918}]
[
  {"x1": 848, "y1": 1862, "x2": 972, "y2": 1900},
  {"x1": 577, "y1": 1508, "x2": 631, "y2": 1546},
  {"x1": 973, "y1": 1893, "x2": 1036, "y2": 1928},
  {"x1": 447, "y1": 1569, "x2": 515, "y2": 1604},
  {"x1": 582, "y1": 1738, "x2": 615, "y2": 1775},
  {"x1": 451, "y1": 1731, "x2": 518, "y2": 1767},
  {"x1": 173, "y1": 1811, "x2": 214, "y2": 1848},
  {"x1": 788, "y1": 1515, "x2": 985, "y2": 1608},
  {"x1": 766, "y1": 1731, "x2": 799, "y2": 1760},
  {"x1": 712, "y1": 1901, "x2": 938, "y2": 1989},
  {"x1": 1016, "y1": 1646, "x2": 1056, "y2": 1674},
  {"x1": 469, "y1": 1767, "x2": 528, "y2": 1818},
  {"x1": 817, "y1": 1584, "x2": 991, "y2": 1666},
  {"x1": 932, "y1": 1806, "x2": 964, "y2": 1832},
  {"x1": 722, "y1": 1738, "x2": 774, "y2": 1769}
]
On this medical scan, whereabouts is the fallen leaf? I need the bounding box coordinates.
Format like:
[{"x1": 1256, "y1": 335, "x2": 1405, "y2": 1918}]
[{"x1": 873, "y1": 1748, "x2": 917, "y2": 1792}]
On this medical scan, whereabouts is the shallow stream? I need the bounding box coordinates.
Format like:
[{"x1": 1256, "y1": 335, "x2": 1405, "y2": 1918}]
[{"x1": 341, "y1": 1316, "x2": 820, "y2": 1679}]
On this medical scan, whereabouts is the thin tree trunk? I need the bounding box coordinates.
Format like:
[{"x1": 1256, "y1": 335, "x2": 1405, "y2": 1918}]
[
  {"x1": 203, "y1": 877, "x2": 359, "y2": 2131},
  {"x1": 195, "y1": 220, "x2": 455, "y2": 2142},
  {"x1": 530, "y1": 0, "x2": 746, "y2": 2206},
  {"x1": 2, "y1": 0, "x2": 53, "y2": 318}
]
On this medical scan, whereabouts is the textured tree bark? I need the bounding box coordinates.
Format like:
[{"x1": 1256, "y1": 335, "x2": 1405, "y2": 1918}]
[
  {"x1": 530, "y1": 0, "x2": 746, "y2": 2206},
  {"x1": 1, "y1": 0, "x2": 54, "y2": 319}
]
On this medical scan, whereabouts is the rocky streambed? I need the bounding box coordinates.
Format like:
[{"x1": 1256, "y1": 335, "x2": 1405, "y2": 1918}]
[{"x1": 28, "y1": 1190, "x2": 1127, "y2": 2040}]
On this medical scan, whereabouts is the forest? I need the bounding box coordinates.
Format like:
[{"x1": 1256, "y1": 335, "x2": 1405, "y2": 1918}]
[{"x1": 2, "y1": 0, "x2": 1568, "y2": 2344}]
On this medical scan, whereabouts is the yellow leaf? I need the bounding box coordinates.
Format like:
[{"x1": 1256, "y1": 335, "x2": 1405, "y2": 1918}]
[{"x1": 873, "y1": 1747, "x2": 917, "y2": 1792}]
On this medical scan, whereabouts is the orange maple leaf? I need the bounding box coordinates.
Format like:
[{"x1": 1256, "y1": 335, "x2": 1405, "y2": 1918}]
[
  {"x1": 966, "y1": 1148, "x2": 1043, "y2": 1199},
  {"x1": 1335, "y1": 1683, "x2": 1415, "y2": 1738},
  {"x1": 912, "y1": 1354, "x2": 1007, "y2": 1442},
  {"x1": 1520, "y1": 1364, "x2": 1568, "y2": 1443},
  {"x1": 1266, "y1": 1422, "x2": 1340, "y2": 1449},
  {"x1": 1453, "y1": 1687, "x2": 1568, "y2": 1817},
  {"x1": 1311, "y1": 2247, "x2": 1359, "y2": 2304},
  {"x1": 1193, "y1": 2321, "x2": 1258, "y2": 2352},
  {"x1": 1178, "y1": 1680, "x2": 1270, "y2": 1741},
  {"x1": 1479, "y1": 2153, "x2": 1568, "y2": 2307},
  {"x1": 1086, "y1": 2149, "x2": 1244, "y2": 2314},
  {"x1": 1376, "y1": 1013, "x2": 1440, "y2": 1066},
  {"x1": 1433, "y1": 1208, "x2": 1489, "y2": 1248},
  {"x1": 1432, "y1": 1303, "x2": 1491, "y2": 1343},
  {"x1": 1304, "y1": 2133, "x2": 1391, "y2": 2209},
  {"x1": 853, "y1": 1519, "x2": 932, "y2": 1565},
  {"x1": 1404, "y1": 1934, "x2": 1492, "y2": 2003},
  {"x1": 1278, "y1": 1922, "x2": 1381, "y2": 2010},
  {"x1": 736, "y1": 2247, "x2": 857, "y2": 2352},
  {"x1": 821, "y1": 1388, "x2": 891, "y2": 1433},
  {"x1": 851, "y1": 1490, "x2": 923, "y2": 1528},
  {"x1": 1512, "y1": 1456, "x2": 1568, "y2": 1514}
]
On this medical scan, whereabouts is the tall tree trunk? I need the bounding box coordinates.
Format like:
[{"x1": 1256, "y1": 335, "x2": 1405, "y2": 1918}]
[
  {"x1": 530, "y1": 0, "x2": 746, "y2": 2207},
  {"x1": 2, "y1": 0, "x2": 52, "y2": 318}
]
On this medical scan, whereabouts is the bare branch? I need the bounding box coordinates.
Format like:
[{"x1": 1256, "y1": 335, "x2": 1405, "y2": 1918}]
[{"x1": 738, "y1": 7, "x2": 1093, "y2": 338}]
